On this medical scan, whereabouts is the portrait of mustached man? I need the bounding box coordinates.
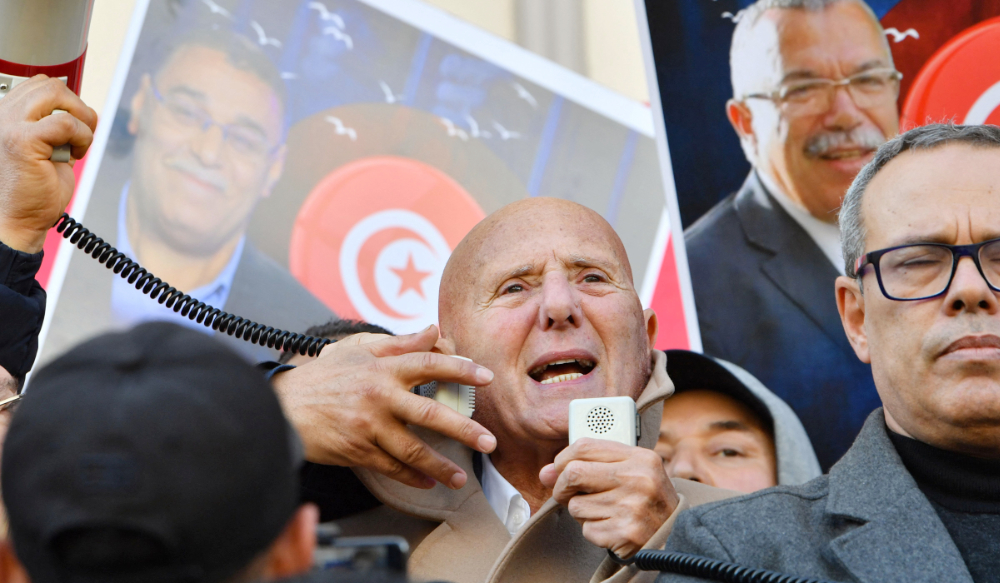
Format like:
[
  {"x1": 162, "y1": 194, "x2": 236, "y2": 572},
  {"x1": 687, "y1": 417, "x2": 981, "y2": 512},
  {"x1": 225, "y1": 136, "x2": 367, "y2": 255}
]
[{"x1": 684, "y1": 0, "x2": 901, "y2": 469}]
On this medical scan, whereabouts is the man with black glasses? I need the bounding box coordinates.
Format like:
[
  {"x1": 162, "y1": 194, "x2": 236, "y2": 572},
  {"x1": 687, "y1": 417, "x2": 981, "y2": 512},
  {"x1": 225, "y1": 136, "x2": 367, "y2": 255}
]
[
  {"x1": 685, "y1": 0, "x2": 900, "y2": 469},
  {"x1": 659, "y1": 123, "x2": 1000, "y2": 582},
  {"x1": 43, "y1": 28, "x2": 333, "y2": 363}
]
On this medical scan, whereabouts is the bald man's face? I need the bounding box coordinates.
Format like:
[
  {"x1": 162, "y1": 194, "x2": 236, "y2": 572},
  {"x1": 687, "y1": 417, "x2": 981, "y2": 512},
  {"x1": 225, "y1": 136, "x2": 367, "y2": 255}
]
[{"x1": 440, "y1": 201, "x2": 657, "y2": 444}]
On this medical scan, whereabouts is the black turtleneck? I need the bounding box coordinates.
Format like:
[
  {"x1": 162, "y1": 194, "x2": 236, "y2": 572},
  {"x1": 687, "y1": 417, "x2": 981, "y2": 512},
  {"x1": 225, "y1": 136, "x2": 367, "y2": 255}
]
[{"x1": 887, "y1": 428, "x2": 1000, "y2": 583}]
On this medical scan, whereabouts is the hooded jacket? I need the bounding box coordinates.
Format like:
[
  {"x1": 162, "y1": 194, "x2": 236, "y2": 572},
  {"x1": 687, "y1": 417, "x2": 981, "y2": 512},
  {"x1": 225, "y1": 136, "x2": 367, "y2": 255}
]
[
  {"x1": 663, "y1": 350, "x2": 821, "y2": 486},
  {"x1": 711, "y1": 357, "x2": 822, "y2": 486}
]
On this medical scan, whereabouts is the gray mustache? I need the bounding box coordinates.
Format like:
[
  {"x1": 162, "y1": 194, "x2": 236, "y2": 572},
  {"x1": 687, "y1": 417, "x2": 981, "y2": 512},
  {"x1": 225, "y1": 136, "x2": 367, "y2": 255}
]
[
  {"x1": 166, "y1": 157, "x2": 227, "y2": 191},
  {"x1": 804, "y1": 126, "x2": 886, "y2": 159}
]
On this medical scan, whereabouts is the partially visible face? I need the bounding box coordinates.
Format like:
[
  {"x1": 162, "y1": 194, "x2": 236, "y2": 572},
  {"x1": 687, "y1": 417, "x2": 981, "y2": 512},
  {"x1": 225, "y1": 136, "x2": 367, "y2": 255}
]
[
  {"x1": 439, "y1": 199, "x2": 657, "y2": 444},
  {"x1": 853, "y1": 144, "x2": 1000, "y2": 454},
  {"x1": 655, "y1": 390, "x2": 777, "y2": 493},
  {"x1": 128, "y1": 45, "x2": 285, "y2": 256},
  {"x1": 744, "y1": 1, "x2": 898, "y2": 219}
]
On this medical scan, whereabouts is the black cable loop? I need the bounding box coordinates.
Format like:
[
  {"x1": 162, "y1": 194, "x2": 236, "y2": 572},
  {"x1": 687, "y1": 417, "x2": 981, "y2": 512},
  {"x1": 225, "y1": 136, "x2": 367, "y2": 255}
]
[
  {"x1": 629, "y1": 550, "x2": 846, "y2": 583},
  {"x1": 55, "y1": 214, "x2": 333, "y2": 357}
]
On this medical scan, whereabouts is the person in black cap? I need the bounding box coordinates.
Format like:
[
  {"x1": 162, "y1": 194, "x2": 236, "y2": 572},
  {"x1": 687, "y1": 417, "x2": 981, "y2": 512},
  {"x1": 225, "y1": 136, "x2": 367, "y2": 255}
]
[
  {"x1": 656, "y1": 350, "x2": 821, "y2": 493},
  {"x1": 0, "y1": 322, "x2": 318, "y2": 583}
]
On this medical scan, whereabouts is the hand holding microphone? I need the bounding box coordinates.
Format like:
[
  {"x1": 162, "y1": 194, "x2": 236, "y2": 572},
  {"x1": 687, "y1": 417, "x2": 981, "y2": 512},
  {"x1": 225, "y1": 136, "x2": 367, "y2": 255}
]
[
  {"x1": 0, "y1": 76, "x2": 97, "y2": 253},
  {"x1": 539, "y1": 397, "x2": 678, "y2": 559}
]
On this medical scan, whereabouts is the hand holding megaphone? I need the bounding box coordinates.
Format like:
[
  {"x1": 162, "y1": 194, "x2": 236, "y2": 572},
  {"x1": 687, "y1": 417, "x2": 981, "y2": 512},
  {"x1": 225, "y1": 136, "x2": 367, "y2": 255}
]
[
  {"x1": 0, "y1": 0, "x2": 96, "y2": 252},
  {"x1": 0, "y1": 0, "x2": 94, "y2": 162},
  {"x1": 0, "y1": 76, "x2": 97, "y2": 253}
]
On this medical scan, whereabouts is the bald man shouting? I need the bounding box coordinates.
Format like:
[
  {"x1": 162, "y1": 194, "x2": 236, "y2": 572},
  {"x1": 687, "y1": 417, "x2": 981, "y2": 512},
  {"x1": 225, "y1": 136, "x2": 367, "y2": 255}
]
[{"x1": 274, "y1": 198, "x2": 733, "y2": 583}]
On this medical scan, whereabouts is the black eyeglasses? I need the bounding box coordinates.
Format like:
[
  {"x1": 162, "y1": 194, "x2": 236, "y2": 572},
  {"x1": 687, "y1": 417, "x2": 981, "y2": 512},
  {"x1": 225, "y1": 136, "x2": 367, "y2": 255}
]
[{"x1": 854, "y1": 238, "x2": 1000, "y2": 301}]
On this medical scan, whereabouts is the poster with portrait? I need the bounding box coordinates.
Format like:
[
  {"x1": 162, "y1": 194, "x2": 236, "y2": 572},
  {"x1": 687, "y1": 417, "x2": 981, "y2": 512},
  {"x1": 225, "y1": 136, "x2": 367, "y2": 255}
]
[
  {"x1": 640, "y1": 0, "x2": 1000, "y2": 470},
  {"x1": 38, "y1": 0, "x2": 697, "y2": 367}
]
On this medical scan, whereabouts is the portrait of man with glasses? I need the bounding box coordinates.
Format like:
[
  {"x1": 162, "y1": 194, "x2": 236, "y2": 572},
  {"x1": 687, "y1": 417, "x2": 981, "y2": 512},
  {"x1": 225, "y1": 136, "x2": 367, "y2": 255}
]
[
  {"x1": 684, "y1": 0, "x2": 900, "y2": 470},
  {"x1": 42, "y1": 29, "x2": 334, "y2": 363}
]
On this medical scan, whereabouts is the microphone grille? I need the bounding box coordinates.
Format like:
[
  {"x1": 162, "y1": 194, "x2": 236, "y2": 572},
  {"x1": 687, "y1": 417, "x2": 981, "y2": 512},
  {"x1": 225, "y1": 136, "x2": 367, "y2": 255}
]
[{"x1": 586, "y1": 406, "x2": 615, "y2": 434}]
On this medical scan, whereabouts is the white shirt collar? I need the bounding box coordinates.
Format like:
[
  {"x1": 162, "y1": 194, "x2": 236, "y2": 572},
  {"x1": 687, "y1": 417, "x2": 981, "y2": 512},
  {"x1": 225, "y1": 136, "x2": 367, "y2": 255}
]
[
  {"x1": 756, "y1": 171, "x2": 845, "y2": 276},
  {"x1": 480, "y1": 454, "x2": 532, "y2": 536}
]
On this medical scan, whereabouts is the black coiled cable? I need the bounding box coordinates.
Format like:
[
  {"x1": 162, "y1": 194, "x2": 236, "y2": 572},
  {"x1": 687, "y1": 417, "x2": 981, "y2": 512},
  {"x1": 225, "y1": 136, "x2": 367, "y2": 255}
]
[
  {"x1": 55, "y1": 214, "x2": 333, "y2": 357},
  {"x1": 628, "y1": 550, "x2": 845, "y2": 583}
]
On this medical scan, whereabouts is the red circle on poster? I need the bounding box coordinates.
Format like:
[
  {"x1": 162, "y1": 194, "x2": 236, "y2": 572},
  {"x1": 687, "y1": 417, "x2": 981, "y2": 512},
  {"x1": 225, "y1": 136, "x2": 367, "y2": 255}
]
[
  {"x1": 289, "y1": 156, "x2": 485, "y2": 334},
  {"x1": 902, "y1": 16, "x2": 1000, "y2": 128}
]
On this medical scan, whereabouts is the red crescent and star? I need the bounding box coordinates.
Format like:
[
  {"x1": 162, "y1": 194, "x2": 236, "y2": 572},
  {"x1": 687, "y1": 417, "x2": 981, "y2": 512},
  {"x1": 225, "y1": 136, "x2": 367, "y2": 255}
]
[{"x1": 391, "y1": 253, "x2": 432, "y2": 299}]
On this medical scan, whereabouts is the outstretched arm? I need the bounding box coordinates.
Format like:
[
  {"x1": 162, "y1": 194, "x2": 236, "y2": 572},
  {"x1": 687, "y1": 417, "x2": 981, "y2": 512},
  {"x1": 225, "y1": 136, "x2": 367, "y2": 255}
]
[{"x1": 272, "y1": 325, "x2": 499, "y2": 491}]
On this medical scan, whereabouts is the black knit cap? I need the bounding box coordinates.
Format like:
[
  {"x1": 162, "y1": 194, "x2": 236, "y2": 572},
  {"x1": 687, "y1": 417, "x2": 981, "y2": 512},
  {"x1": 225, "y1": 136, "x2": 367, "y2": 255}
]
[
  {"x1": 2, "y1": 322, "x2": 302, "y2": 583},
  {"x1": 665, "y1": 350, "x2": 774, "y2": 435}
]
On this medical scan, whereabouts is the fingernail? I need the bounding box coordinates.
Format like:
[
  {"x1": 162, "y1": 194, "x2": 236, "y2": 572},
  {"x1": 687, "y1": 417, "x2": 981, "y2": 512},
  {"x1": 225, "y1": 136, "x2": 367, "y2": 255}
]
[
  {"x1": 422, "y1": 476, "x2": 437, "y2": 489},
  {"x1": 450, "y1": 472, "x2": 467, "y2": 490},
  {"x1": 476, "y1": 367, "x2": 494, "y2": 383},
  {"x1": 478, "y1": 434, "x2": 497, "y2": 453}
]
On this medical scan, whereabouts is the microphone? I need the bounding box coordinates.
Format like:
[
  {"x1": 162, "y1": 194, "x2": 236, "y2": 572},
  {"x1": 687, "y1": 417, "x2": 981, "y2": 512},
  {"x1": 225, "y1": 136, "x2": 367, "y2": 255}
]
[{"x1": 0, "y1": 0, "x2": 95, "y2": 161}]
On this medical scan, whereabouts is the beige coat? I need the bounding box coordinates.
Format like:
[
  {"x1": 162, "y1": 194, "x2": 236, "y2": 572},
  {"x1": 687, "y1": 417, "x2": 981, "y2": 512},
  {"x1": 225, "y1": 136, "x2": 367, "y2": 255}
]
[{"x1": 340, "y1": 350, "x2": 738, "y2": 582}]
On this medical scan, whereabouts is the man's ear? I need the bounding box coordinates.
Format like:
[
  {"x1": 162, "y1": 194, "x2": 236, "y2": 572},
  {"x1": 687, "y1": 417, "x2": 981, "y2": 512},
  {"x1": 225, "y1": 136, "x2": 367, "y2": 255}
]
[
  {"x1": 128, "y1": 74, "x2": 152, "y2": 136},
  {"x1": 643, "y1": 308, "x2": 659, "y2": 349},
  {"x1": 836, "y1": 275, "x2": 870, "y2": 363},
  {"x1": 726, "y1": 99, "x2": 758, "y2": 161},
  {"x1": 260, "y1": 503, "x2": 319, "y2": 581},
  {"x1": 0, "y1": 538, "x2": 30, "y2": 583}
]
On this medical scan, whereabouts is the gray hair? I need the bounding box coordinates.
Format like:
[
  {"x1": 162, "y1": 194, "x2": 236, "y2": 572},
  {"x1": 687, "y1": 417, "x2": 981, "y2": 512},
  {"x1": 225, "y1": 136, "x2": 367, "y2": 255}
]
[
  {"x1": 730, "y1": 0, "x2": 888, "y2": 99},
  {"x1": 840, "y1": 123, "x2": 1000, "y2": 278}
]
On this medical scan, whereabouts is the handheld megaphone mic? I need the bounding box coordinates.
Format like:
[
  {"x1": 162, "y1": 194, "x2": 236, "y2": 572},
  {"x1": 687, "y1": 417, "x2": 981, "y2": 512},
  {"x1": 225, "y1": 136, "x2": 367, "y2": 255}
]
[{"x1": 0, "y1": 0, "x2": 95, "y2": 161}]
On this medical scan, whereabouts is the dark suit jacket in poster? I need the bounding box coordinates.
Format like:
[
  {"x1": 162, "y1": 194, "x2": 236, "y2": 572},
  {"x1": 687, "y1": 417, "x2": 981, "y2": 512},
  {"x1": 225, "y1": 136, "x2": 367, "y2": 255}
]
[
  {"x1": 657, "y1": 409, "x2": 974, "y2": 583},
  {"x1": 41, "y1": 151, "x2": 334, "y2": 365},
  {"x1": 684, "y1": 172, "x2": 880, "y2": 470}
]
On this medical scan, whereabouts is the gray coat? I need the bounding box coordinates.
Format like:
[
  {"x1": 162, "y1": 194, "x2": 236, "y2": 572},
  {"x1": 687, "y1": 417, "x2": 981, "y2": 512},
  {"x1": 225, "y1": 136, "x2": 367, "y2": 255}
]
[{"x1": 657, "y1": 409, "x2": 973, "y2": 583}]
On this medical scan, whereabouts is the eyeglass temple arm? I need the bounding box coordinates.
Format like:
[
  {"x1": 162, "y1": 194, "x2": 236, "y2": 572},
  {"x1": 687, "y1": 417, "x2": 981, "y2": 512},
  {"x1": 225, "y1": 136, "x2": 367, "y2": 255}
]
[{"x1": 854, "y1": 254, "x2": 867, "y2": 274}]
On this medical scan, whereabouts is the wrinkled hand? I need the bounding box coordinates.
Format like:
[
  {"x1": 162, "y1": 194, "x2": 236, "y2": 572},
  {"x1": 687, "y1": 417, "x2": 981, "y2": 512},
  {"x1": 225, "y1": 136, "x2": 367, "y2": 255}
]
[
  {"x1": 0, "y1": 75, "x2": 98, "y2": 253},
  {"x1": 272, "y1": 325, "x2": 497, "y2": 490},
  {"x1": 539, "y1": 438, "x2": 680, "y2": 559}
]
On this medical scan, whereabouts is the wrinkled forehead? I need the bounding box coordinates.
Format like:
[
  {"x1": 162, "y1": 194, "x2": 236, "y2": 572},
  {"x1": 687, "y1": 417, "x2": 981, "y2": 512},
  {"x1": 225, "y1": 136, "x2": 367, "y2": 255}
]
[
  {"x1": 475, "y1": 206, "x2": 631, "y2": 282},
  {"x1": 440, "y1": 201, "x2": 634, "y2": 319},
  {"x1": 862, "y1": 145, "x2": 1000, "y2": 248}
]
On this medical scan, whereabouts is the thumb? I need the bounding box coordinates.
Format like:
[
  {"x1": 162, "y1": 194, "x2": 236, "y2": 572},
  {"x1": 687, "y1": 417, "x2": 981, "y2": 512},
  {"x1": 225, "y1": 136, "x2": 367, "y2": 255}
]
[
  {"x1": 367, "y1": 325, "x2": 440, "y2": 357},
  {"x1": 538, "y1": 463, "x2": 558, "y2": 488}
]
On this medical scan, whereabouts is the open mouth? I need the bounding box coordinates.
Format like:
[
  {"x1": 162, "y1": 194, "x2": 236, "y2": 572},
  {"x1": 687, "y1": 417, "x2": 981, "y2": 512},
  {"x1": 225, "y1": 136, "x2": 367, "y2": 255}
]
[{"x1": 528, "y1": 358, "x2": 596, "y2": 385}]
